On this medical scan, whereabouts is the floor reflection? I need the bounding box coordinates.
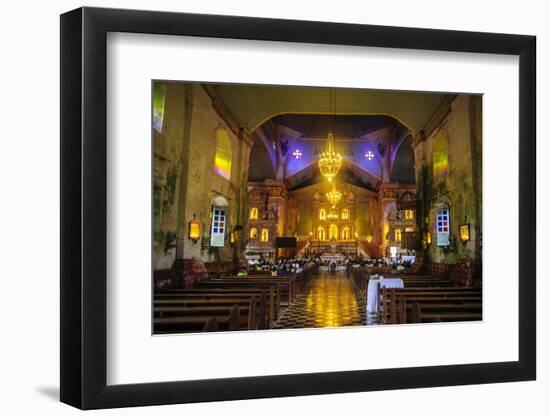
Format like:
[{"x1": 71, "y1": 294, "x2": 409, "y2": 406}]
[{"x1": 273, "y1": 271, "x2": 367, "y2": 329}]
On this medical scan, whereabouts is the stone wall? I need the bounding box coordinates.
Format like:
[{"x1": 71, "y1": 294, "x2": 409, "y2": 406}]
[
  {"x1": 153, "y1": 83, "x2": 252, "y2": 279},
  {"x1": 414, "y1": 95, "x2": 482, "y2": 264}
]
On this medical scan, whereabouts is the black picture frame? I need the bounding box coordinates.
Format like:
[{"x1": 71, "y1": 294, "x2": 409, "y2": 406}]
[{"x1": 60, "y1": 6, "x2": 536, "y2": 410}]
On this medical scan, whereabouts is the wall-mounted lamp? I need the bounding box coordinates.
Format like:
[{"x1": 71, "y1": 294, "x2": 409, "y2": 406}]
[
  {"x1": 188, "y1": 214, "x2": 201, "y2": 243},
  {"x1": 366, "y1": 235, "x2": 373, "y2": 243},
  {"x1": 459, "y1": 224, "x2": 470, "y2": 242},
  {"x1": 425, "y1": 231, "x2": 432, "y2": 245}
]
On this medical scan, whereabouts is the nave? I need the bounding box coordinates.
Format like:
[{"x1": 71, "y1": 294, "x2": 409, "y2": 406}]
[{"x1": 272, "y1": 272, "x2": 366, "y2": 329}]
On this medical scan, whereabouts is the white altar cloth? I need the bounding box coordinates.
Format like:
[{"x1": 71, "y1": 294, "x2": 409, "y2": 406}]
[
  {"x1": 366, "y1": 278, "x2": 404, "y2": 313},
  {"x1": 401, "y1": 255, "x2": 416, "y2": 264}
]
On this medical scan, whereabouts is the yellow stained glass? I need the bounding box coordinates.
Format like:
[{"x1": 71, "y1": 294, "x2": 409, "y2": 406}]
[
  {"x1": 433, "y1": 131, "x2": 449, "y2": 182},
  {"x1": 152, "y1": 83, "x2": 166, "y2": 133},
  {"x1": 214, "y1": 129, "x2": 232, "y2": 180}
]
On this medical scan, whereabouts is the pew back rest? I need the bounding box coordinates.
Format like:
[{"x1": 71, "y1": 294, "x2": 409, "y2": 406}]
[
  {"x1": 154, "y1": 269, "x2": 175, "y2": 289},
  {"x1": 450, "y1": 259, "x2": 482, "y2": 288}
]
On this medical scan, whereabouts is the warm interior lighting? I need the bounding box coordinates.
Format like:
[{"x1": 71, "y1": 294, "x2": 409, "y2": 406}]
[
  {"x1": 188, "y1": 217, "x2": 201, "y2": 242},
  {"x1": 395, "y1": 229, "x2": 402, "y2": 242},
  {"x1": 318, "y1": 131, "x2": 343, "y2": 182},
  {"x1": 341, "y1": 208, "x2": 349, "y2": 220},
  {"x1": 460, "y1": 224, "x2": 470, "y2": 241},
  {"x1": 327, "y1": 208, "x2": 339, "y2": 220},
  {"x1": 214, "y1": 130, "x2": 232, "y2": 180},
  {"x1": 366, "y1": 235, "x2": 373, "y2": 243},
  {"x1": 326, "y1": 183, "x2": 342, "y2": 206}
]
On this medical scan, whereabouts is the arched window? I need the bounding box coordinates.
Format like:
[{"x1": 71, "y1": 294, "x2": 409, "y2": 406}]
[
  {"x1": 404, "y1": 210, "x2": 414, "y2": 220},
  {"x1": 433, "y1": 130, "x2": 449, "y2": 183},
  {"x1": 152, "y1": 82, "x2": 166, "y2": 133},
  {"x1": 214, "y1": 129, "x2": 232, "y2": 180},
  {"x1": 249, "y1": 207, "x2": 258, "y2": 220},
  {"x1": 436, "y1": 207, "x2": 450, "y2": 246},
  {"x1": 395, "y1": 229, "x2": 402, "y2": 242},
  {"x1": 329, "y1": 224, "x2": 339, "y2": 240},
  {"x1": 341, "y1": 208, "x2": 349, "y2": 220},
  {"x1": 250, "y1": 227, "x2": 258, "y2": 240},
  {"x1": 342, "y1": 226, "x2": 351, "y2": 240},
  {"x1": 319, "y1": 208, "x2": 326, "y2": 221},
  {"x1": 260, "y1": 228, "x2": 269, "y2": 242},
  {"x1": 317, "y1": 226, "x2": 326, "y2": 241}
]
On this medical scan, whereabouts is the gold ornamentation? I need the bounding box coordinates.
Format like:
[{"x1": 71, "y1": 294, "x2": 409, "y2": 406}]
[{"x1": 326, "y1": 183, "x2": 342, "y2": 206}]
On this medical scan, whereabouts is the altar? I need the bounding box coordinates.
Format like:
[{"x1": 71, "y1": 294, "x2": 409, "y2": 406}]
[{"x1": 320, "y1": 252, "x2": 346, "y2": 263}]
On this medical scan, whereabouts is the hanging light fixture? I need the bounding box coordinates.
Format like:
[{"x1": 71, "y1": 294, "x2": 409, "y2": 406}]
[
  {"x1": 326, "y1": 183, "x2": 342, "y2": 206},
  {"x1": 318, "y1": 132, "x2": 343, "y2": 182},
  {"x1": 318, "y1": 89, "x2": 342, "y2": 182}
]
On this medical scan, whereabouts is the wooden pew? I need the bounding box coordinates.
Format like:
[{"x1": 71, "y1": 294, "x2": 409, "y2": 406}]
[
  {"x1": 154, "y1": 288, "x2": 273, "y2": 328},
  {"x1": 154, "y1": 306, "x2": 247, "y2": 333},
  {"x1": 211, "y1": 275, "x2": 297, "y2": 303},
  {"x1": 195, "y1": 281, "x2": 280, "y2": 322},
  {"x1": 155, "y1": 288, "x2": 280, "y2": 318},
  {"x1": 381, "y1": 287, "x2": 482, "y2": 324},
  {"x1": 410, "y1": 302, "x2": 482, "y2": 323}
]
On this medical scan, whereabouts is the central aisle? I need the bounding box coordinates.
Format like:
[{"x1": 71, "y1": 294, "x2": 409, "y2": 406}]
[{"x1": 273, "y1": 271, "x2": 366, "y2": 329}]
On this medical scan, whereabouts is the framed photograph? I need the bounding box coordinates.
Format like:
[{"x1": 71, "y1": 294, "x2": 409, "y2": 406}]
[{"x1": 60, "y1": 6, "x2": 536, "y2": 409}]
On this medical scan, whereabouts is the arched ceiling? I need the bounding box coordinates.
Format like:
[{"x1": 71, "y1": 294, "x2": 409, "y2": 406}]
[
  {"x1": 390, "y1": 135, "x2": 416, "y2": 184},
  {"x1": 284, "y1": 161, "x2": 380, "y2": 191},
  {"x1": 211, "y1": 84, "x2": 450, "y2": 132},
  {"x1": 248, "y1": 142, "x2": 276, "y2": 182},
  {"x1": 272, "y1": 114, "x2": 396, "y2": 139}
]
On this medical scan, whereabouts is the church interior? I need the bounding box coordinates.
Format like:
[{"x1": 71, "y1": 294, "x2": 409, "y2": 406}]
[{"x1": 152, "y1": 82, "x2": 482, "y2": 333}]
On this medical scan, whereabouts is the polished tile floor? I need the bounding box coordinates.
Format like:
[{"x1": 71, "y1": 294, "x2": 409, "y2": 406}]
[{"x1": 273, "y1": 272, "x2": 368, "y2": 329}]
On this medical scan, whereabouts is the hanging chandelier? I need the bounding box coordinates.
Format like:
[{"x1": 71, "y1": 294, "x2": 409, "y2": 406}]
[
  {"x1": 317, "y1": 89, "x2": 342, "y2": 182},
  {"x1": 326, "y1": 183, "x2": 342, "y2": 206},
  {"x1": 318, "y1": 131, "x2": 343, "y2": 182}
]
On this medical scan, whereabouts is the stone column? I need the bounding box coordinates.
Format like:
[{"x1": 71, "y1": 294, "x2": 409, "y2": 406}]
[
  {"x1": 378, "y1": 184, "x2": 398, "y2": 257},
  {"x1": 175, "y1": 84, "x2": 194, "y2": 260}
]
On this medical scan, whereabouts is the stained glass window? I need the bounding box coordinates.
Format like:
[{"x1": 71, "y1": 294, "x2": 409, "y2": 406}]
[
  {"x1": 433, "y1": 131, "x2": 449, "y2": 183},
  {"x1": 436, "y1": 208, "x2": 450, "y2": 246},
  {"x1": 292, "y1": 149, "x2": 303, "y2": 159},
  {"x1": 214, "y1": 129, "x2": 232, "y2": 180},
  {"x1": 152, "y1": 83, "x2": 166, "y2": 133},
  {"x1": 210, "y1": 207, "x2": 226, "y2": 247}
]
